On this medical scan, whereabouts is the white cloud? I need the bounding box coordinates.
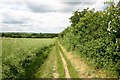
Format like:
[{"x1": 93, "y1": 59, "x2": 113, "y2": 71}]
[
  {"x1": 0, "y1": 0, "x2": 108, "y2": 33},
  {"x1": 0, "y1": 2, "x2": 71, "y2": 33}
]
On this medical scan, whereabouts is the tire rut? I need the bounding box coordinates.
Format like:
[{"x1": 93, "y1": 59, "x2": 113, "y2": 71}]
[
  {"x1": 59, "y1": 44, "x2": 108, "y2": 78},
  {"x1": 59, "y1": 51, "x2": 70, "y2": 78}
]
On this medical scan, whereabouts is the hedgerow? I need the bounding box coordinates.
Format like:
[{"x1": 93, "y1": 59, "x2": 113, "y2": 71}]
[{"x1": 59, "y1": 4, "x2": 120, "y2": 77}]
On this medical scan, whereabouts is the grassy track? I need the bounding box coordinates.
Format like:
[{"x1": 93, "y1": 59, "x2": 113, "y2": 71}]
[
  {"x1": 55, "y1": 41, "x2": 65, "y2": 78},
  {"x1": 58, "y1": 42, "x2": 114, "y2": 78},
  {"x1": 58, "y1": 43, "x2": 78, "y2": 78},
  {"x1": 35, "y1": 41, "x2": 66, "y2": 78}
]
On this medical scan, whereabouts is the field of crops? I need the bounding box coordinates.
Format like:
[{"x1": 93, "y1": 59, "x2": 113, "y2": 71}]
[{"x1": 2, "y1": 38, "x2": 54, "y2": 79}]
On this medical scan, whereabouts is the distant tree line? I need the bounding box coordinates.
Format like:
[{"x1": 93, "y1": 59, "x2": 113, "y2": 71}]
[{"x1": 1, "y1": 32, "x2": 58, "y2": 38}]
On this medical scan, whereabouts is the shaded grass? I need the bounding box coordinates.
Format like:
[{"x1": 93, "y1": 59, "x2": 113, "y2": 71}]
[
  {"x1": 34, "y1": 46, "x2": 56, "y2": 78},
  {"x1": 20, "y1": 45, "x2": 53, "y2": 78}
]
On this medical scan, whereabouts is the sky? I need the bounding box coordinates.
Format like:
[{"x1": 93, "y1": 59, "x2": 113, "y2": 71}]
[{"x1": 0, "y1": 0, "x2": 119, "y2": 33}]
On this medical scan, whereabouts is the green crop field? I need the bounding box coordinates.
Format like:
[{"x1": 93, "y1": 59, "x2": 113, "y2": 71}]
[{"x1": 2, "y1": 38, "x2": 55, "y2": 79}]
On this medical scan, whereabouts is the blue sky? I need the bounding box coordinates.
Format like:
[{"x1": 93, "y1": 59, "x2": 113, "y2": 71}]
[{"x1": 0, "y1": 0, "x2": 118, "y2": 33}]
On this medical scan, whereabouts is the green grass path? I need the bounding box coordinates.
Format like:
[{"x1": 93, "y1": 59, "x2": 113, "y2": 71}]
[{"x1": 35, "y1": 40, "x2": 78, "y2": 78}]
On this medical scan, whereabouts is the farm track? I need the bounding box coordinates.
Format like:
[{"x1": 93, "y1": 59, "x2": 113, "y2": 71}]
[
  {"x1": 59, "y1": 50, "x2": 70, "y2": 78},
  {"x1": 35, "y1": 41, "x2": 109, "y2": 78},
  {"x1": 58, "y1": 43, "x2": 109, "y2": 78},
  {"x1": 53, "y1": 42, "x2": 70, "y2": 78},
  {"x1": 59, "y1": 44, "x2": 91, "y2": 78}
]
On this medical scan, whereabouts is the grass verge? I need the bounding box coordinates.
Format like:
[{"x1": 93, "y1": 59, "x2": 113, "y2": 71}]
[{"x1": 34, "y1": 45, "x2": 55, "y2": 78}]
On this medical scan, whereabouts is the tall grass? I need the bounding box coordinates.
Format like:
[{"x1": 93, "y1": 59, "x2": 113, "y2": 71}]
[{"x1": 2, "y1": 38, "x2": 54, "y2": 79}]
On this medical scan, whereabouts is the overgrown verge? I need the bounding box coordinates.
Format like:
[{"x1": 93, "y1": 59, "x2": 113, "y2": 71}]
[
  {"x1": 2, "y1": 44, "x2": 54, "y2": 80},
  {"x1": 34, "y1": 46, "x2": 56, "y2": 78},
  {"x1": 58, "y1": 4, "x2": 120, "y2": 78}
]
